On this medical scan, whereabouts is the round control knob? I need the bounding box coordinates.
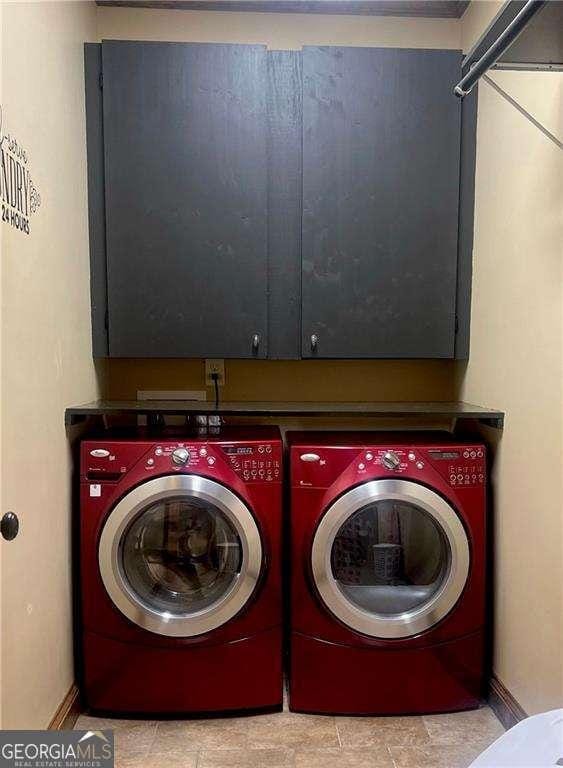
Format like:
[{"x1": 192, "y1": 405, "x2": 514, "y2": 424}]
[
  {"x1": 172, "y1": 448, "x2": 190, "y2": 465},
  {"x1": 381, "y1": 451, "x2": 401, "y2": 470}
]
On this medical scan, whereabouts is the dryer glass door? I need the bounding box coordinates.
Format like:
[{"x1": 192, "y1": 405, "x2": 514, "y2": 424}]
[
  {"x1": 98, "y1": 475, "x2": 263, "y2": 637},
  {"x1": 311, "y1": 479, "x2": 470, "y2": 639}
]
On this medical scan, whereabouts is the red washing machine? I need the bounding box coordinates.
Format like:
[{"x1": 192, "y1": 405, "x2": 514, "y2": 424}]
[
  {"x1": 288, "y1": 432, "x2": 487, "y2": 716},
  {"x1": 80, "y1": 427, "x2": 283, "y2": 715}
]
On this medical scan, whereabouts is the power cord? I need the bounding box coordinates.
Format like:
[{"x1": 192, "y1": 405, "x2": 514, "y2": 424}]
[{"x1": 211, "y1": 372, "x2": 220, "y2": 410}]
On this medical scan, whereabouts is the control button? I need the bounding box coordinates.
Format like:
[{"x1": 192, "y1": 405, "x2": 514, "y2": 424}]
[
  {"x1": 155, "y1": 447, "x2": 163, "y2": 456},
  {"x1": 258, "y1": 446, "x2": 264, "y2": 454},
  {"x1": 365, "y1": 452, "x2": 374, "y2": 461},
  {"x1": 477, "y1": 449, "x2": 484, "y2": 458},
  {"x1": 90, "y1": 449, "x2": 110, "y2": 458},
  {"x1": 172, "y1": 448, "x2": 190, "y2": 465},
  {"x1": 146, "y1": 458, "x2": 155, "y2": 466},
  {"x1": 300, "y1": 453, "x2": 320, "y2": 463},
  {"x1": 416, "y1": 461, "x2": 424, "y2": 470},
  {"x1": 358, "y1": 463, "x2": 365, "y2": 471},
  {"x1": 408, "y1": 452, "x2": 416, "y2": 462},
  {"x1": 470, "y1": 450, "x2": 476, "y2": 459},
  {"x1": 243, "y1": 470, "x2": 250, "y2": 480},
  {"x1": 207, "y1": 456, "x2": 216, "y2": 466},
  {"x1": 259, "y1": 469, "x2": 265, "y2": 478},
  {"x1": 266, "y1": 445, "x2": 272, "y2": 453},
  {"x1": 274, "y1": 469, "x2": 280, "y2": 477},
  {"x1": 381, "y1": 451, "x2": 401, "y2": 470},
  {"x1": 199, "y1": 448, "x2": 207, "y2": 457},
  {"x1": 463, "y1": 450, "x2": 470, "y2": 458},
  {"x1": 457, "y1": 474, "x2": 463, "y2": 481},
  {"x1": 450, "y1": 474, "x2": 457, "y2": 482},
  {"x1": 251, "y1": 469, "x2": 257, "y2": 477}
]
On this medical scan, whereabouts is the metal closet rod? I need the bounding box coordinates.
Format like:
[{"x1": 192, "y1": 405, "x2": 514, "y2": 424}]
[{"x1": 454, "y1": 0, "x2": 546, "y2": 97}]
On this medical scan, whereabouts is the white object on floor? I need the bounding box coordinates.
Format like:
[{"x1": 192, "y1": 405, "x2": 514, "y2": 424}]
[{"x1": 469, "y1": 709, "x2": 563, "y2": 767}]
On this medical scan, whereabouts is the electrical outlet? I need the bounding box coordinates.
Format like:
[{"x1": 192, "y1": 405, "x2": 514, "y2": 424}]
[{"x1": 205, "y1": 359, "x2": 225, "y2": 387}]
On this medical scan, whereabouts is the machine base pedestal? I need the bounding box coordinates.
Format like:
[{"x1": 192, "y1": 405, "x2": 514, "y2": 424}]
[
  {"x1": 290, "y1": 630, "x2": 485, "y2": 715},
  {"x1": 83, "y1": 627, "x2": 282, "y2": 715}
]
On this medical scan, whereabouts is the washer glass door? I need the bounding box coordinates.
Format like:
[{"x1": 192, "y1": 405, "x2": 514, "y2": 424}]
[
  {"x1": 311, "y1": 479, "x2": 470, "y2": 639},
  {"x1": 99, "y1": 475, "x2": 262, "y2": 637}
]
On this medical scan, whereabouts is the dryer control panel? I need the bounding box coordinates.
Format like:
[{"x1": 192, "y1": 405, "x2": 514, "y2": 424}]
[
  {"x1": 426, "y1": 447, "x2": 486, "y2": 488},
  {"x1": 353, "y1": 446, "x2": 486, "y2": 488},
  {"x1": 289, "y1": 436, "x2": 486, "y2": 491}
]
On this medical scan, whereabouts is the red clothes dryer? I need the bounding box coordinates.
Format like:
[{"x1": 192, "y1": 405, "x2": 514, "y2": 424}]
[
  {"x1": 288, "y1": 432, "x2": 487, "y2": 716},
  {"x1": 80, "y1": 427, "x2": 283, "y2": 715}
]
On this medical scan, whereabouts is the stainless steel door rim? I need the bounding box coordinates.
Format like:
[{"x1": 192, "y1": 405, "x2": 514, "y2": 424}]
[
  {"x1": 98, "y1": 474, "x2": 262, "y2": 637},
  {"x1": 311, "y1": 479, "x2": 470, "y2": 639}
]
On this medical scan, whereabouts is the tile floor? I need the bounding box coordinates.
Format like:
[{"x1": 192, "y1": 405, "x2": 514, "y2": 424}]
[{"x1": 75, "y1": 700, "x2": 505, "y2": 768}]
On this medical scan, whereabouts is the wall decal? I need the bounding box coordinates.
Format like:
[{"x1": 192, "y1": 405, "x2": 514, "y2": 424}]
[{"x1": 0, "y1": 106, "x2": 41, "y2": 235}]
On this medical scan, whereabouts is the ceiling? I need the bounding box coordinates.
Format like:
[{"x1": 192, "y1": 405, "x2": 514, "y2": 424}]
[{"x1": 95, "y1": 1, "x2": 471, "y2": 19}]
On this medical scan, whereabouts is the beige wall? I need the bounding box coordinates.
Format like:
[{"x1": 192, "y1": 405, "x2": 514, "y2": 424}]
[
  {"x1": 460, "y1": 5, "x2": 563, "y2": 714},
  {"x1": 460, "y1": 0, "x2": 501, "y2": 55},
  {"x1": 107, "y1": 359, "x2": 456, "y2": 402},
  {"x1": 97, "y1": 5, "x2": 461, "y2": 403},
  {"x1": 1, "y1": 1, "x2": 99, "y2": 728},
  {"x1": 97, "y1": 6, "x2": 461, "y2": 49}
]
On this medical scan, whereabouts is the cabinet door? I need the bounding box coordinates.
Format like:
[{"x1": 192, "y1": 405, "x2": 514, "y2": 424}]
[
  {"x1": 266, "y1": 50, "x2": 302, "y2": 360},
  {"x1": 302, "y1": 47, "x2": 462, "y2": 358},
  {"x1": 102, "y1": 41, "x2": 268, "y2": 358}
]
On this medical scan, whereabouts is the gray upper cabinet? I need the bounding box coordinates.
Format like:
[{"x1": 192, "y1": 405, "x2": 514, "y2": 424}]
[
  {"x1": 101, "y1": 41, "x2": 268, "y2": 358},
  {"x1": 301, "y1": 46, "x2": 463, "y2": 358},
  {"x1": 85, "y1": 42, "x2": 473, "y2": 360}
]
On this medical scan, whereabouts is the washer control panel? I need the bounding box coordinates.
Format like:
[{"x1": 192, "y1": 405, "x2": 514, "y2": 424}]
[
  {"x1": 82, "y1": 438, "x2": 282, "y2": 484},
  {"x1": 220, "y1": 443, "x2": 282, "y2": 483}
]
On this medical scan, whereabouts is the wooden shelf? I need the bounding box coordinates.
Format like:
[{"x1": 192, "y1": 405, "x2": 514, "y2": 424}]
[{"x1": 65, "y1": 400, "x2": 504, "y2": 429}]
